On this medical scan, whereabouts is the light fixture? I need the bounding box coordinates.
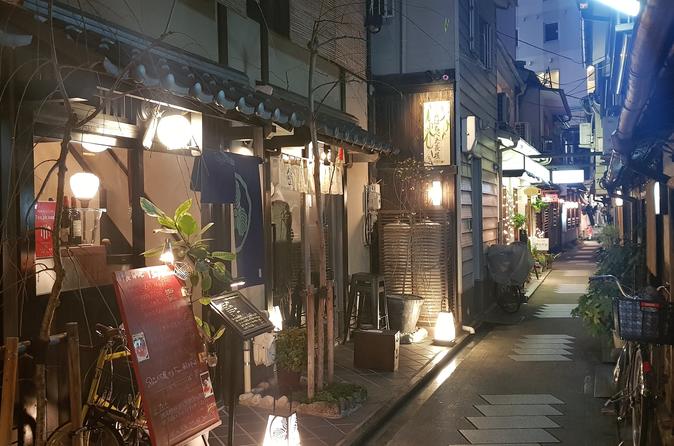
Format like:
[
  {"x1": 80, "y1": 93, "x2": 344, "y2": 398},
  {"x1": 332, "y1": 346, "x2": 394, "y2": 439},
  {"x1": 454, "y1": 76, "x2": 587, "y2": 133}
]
[
  {"x1": 81, "y1": 134, "x2": 115, "y2": 153},
  {"x1": 159, "y1": 239, "x2": 174, "y2": 264},
  {"x1": 157, "y1": 114, "x2": 192, "y2": 150},
  {"x1": 433, "y1": 311, "x2": 456, "y2": 345},
  {"x1": 615, "y1": 190, "x2": 624, "y2": 207},
  {"x1": 69, "y1": 172, "x2": 100, "y2": 207},
  {"x1": 428, "y1": 180, "x2": 443, "y2": 206},
  {"x1": 596, "y1": 0, "x2": 640, "y2": 17},
  {"x1": 263, "y1": 412, "x2": 300, "y2": 446},
  {"x1": 142, "y1": 113, "x2": 160, "y2": 150},
  {"x1": 269, "y1": 306, "x2": 283, "y2": 331},
  {"x1": 231, "y1": 278, "x2": 246, "y2": 289},
  {"x1": 654, "y1": 182, "x2": 661, "y2": 215}
]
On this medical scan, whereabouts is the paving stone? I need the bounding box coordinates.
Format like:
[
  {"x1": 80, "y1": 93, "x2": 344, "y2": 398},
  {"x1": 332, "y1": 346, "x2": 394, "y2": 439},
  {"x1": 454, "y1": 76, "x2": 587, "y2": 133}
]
[
  {"x1": 467, "y1": 416, "x2": 559, "y2": 429},
  {"x1": 475, "y1": 404, "x2": 563, "y2": 416},
  {"x1": 460, "y1": 428, "x2": 559, "y2": 444},
  {"x1": 481, "y1": 394, "x2": 565, "y2": 405},
  {"x1": 509, "y1": 354, "x2": 572, "y2": 362}
]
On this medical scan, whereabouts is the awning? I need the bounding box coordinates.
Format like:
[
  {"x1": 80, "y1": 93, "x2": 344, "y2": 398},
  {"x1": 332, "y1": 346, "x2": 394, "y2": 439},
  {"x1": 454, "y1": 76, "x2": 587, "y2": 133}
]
[{"x1": 502, "y1": 140, "x2": 551, "y2": 184}]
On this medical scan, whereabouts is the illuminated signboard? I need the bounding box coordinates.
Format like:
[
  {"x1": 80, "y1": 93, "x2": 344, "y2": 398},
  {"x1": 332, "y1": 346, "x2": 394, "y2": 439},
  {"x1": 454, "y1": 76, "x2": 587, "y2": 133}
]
[
  {"x1": 423, "y1": 101, "x2": 451, "y2": 166},
  {"x1": 551, "y1": 169, "x2": 584, "y2": 184}
]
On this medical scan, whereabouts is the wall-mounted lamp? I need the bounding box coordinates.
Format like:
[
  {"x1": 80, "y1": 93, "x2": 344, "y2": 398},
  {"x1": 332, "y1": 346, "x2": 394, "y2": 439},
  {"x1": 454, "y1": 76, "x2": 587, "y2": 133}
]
[
  {"x1": 433, "y1": 311, "x2": 456, "y2": 345},
  {"x1": 81, "y1": 134, "x2": 115, "y2": 153},
  {"x1": 69, "y1": 172, "x2": 100, "y2": 207},
  {"x1": 428, "y1": 180, "x2": 443, "y2": 207},
  {"x1": 159, "y1": 239, "x2": 174, "y2": 264},
  {"x1": 157, "y1": 114, "x2": 193, "y2": 150}
]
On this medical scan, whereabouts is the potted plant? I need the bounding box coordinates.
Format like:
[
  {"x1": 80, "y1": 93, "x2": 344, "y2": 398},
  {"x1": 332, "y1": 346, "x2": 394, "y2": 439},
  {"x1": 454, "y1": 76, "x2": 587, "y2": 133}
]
[
  {"x1": 531, "y1": 196, "x2": 549, "y2": 213},
  {"x1": 276, "y1": 328, "x2": 307, "y2": 390},
  {"x1": 512, "y1": 213, "x2": 527, "y2": 241}
]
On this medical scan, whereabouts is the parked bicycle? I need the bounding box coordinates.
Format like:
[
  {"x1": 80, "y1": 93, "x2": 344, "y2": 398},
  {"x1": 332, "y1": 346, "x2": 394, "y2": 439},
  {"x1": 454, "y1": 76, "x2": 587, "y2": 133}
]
[
  {"x1": 590, "y1": 274, "x2": 672, "y2": 446},
  {"x1": 486, "y1": 242, "x2": 534, "y2": 313},
  {"x1": 47, "y1": 324, "x2": 149, "y2": 446}
]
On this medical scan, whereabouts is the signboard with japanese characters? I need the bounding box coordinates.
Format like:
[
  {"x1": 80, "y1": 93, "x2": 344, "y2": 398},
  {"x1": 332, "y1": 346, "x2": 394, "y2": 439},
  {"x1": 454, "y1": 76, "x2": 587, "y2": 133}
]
[{"x1": 423, "y1": 100, "x2": 452, "y2": 166}]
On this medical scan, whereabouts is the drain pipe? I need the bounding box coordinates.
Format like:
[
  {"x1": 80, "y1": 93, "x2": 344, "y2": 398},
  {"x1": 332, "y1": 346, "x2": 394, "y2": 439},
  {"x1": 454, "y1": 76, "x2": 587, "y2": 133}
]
[{"x1": 613, "y1": 0, "x2": 674, "y2": 155}]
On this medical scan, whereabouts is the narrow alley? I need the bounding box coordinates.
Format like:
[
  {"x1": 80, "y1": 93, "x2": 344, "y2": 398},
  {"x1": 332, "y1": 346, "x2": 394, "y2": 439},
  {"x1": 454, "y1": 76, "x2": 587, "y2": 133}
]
[{"x1": 376, "y1": 243, "x2": 620, "y2": 445}]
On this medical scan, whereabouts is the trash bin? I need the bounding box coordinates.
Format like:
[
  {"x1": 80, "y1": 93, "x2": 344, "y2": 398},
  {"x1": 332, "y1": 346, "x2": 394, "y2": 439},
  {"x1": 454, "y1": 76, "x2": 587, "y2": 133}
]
[{"x1": 387, "y1": 294, "x2": 424, "y2": 334}]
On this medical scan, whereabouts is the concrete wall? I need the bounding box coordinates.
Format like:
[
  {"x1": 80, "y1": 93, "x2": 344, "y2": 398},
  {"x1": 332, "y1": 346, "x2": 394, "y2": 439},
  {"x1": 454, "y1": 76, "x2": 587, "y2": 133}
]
[
  {"x1": 370, "y1": 0, "x2": 456, "y2": 75},
  {"x1": 517, "y1": 0, "x2": 586, "y2": 120}
]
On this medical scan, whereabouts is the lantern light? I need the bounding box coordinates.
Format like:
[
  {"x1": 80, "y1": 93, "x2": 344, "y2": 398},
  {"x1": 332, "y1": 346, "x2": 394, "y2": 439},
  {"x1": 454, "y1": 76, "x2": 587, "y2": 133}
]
[
  {"x1": 654, "y1": 182, "x2": 661, "y2": 215},
  {"x1": 69, "y1": 172, "x2": 100, "y2": 207},
  {"x1": 157, "y1": 114, "x2": 192, "y2": 150},
  {"x1": 433, "y1": 311, "x2": 456, "y2": 345},
  {"x1": 263, "y1": 412, "x2": 300, "y2": 446},
  {"x1": 428, "y1": 180, "x2": 443, "y2": 206},
  {"x1": 159, "y1": 239, "x2": 174, "y2": 264}
]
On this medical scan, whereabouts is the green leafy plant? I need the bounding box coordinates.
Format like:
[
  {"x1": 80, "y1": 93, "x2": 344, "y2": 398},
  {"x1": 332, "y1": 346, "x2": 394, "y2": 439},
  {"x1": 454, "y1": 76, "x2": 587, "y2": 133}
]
[
  {"x1": 276, "y1": 327, "x2": 308, "y2": 373},
  {"x1": 512, "y1": 213, "x2": 526, "y2": 229},
  {"x1": 571, "y1": 225, "x2": 646, "y2": 337},
  {"x1": 292, "y1": 382, "x2": 367, "y2": 404},
  {"x1": 140, "y1": 197, "x2": 236, "y2": 344},
  {"x1": 531, "y1": 196, "x2": 549, "y2": 213}
]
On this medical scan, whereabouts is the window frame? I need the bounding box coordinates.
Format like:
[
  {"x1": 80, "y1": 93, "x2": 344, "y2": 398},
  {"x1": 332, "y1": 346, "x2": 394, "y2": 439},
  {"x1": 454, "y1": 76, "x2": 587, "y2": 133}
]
[{"x1": 544, "y1": 22, "x2": 559, "y2": 42}]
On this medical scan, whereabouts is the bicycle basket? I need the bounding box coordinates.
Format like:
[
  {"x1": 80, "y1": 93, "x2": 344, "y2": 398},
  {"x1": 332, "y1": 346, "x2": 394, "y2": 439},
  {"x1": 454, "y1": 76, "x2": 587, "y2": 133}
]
[{"x1": 613, "y1": 296, "x2": 674, "y2": 344}]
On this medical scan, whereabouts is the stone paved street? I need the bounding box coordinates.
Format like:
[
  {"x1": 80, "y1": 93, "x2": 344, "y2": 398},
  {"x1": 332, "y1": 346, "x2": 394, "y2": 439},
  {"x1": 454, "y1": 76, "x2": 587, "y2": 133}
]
[{"x1": 378, "y1": 242, "x2": 620, "y2": 446}]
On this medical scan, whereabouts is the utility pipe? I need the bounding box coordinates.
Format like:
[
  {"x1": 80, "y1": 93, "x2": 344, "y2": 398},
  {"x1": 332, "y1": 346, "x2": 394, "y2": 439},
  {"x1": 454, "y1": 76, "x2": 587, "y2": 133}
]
[{"x1": 614, "y1": 0, "x2": 674, "y2": 155}]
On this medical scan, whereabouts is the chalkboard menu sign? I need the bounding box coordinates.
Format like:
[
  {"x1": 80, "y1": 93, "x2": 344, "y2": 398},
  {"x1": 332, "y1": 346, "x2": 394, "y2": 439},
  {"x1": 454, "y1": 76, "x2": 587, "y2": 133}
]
[
  {"x1": 210, "y1": 291, "x2": 274, "y2": 339},
  {"x1": 113, "y1": 266, "x2": 221, "y2": 446}
]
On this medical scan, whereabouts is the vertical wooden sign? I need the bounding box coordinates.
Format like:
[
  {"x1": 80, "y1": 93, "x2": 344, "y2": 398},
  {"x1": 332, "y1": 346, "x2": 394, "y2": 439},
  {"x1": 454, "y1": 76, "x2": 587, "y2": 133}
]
[{"x1": 113, "y1": 266, "x2": 221, "y2": 446}]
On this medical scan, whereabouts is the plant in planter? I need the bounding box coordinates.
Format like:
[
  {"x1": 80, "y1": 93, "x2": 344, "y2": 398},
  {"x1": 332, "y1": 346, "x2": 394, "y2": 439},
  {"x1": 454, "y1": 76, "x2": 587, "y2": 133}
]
[
  {"x1": 140, "y1": 197, "x2": 235, "y2": 356},
  {"x1": 512, "y1": 213, "x2": 527, "y2": 240},
  {"x1": 276, "y1": 328, "x2": 308, "y2": 390},
  {"x1": 531, "y1": 196, "x2": 549, "y2": 213}
]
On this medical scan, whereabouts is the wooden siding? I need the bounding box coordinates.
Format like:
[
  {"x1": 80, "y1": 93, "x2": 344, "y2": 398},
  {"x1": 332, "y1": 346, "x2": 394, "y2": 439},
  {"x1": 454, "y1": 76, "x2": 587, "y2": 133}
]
[
  {"x1": 457, "y1": 0, "x2": 499, "y2": 290},
  {"x1": 290, "y1": 0, "x2": 366, "y2": 76}
]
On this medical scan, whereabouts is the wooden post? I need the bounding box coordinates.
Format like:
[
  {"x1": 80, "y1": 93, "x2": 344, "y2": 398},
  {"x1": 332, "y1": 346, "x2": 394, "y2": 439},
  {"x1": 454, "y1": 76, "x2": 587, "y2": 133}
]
[
  {"x1": 0, "y1": 337, "x2": 19, "y2": 446},
  {"x1": 317, "y1": 291, "x2": 325, "y2": 391},
  {"x1": 327, "y1": 280, "x2": 334, "y2": 384},
  {"x1": 306, "y1": 288, "x2": 315, "y2": 399},
  {"x1": 66, "y1": 323, "x2": 83, "y2": 446}
]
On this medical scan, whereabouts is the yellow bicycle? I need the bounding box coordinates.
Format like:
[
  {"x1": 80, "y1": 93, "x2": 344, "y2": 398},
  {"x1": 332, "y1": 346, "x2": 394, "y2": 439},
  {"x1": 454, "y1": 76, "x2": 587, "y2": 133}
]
[{"x1": 47, "y1": 324, "x2": 149, "y2": 446}]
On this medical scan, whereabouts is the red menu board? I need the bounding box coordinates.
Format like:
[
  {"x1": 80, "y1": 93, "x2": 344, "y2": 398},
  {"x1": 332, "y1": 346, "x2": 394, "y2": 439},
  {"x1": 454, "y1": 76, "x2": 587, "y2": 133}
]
[
  {"x1": 35, "y1": 201, "x2": 56, "y2": 258},
  {"x1": 113, "y1": 266, "x2": 221, "y2": 446}
]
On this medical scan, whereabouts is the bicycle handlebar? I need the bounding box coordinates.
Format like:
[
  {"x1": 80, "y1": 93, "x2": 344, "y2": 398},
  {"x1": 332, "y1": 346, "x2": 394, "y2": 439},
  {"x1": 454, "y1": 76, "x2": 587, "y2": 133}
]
[
  {"x1": 588, "y1": 274, "x2": 631, "y2": 299},
  {"x1": 95, "y1": 323, "x2": 124, "y2": 340}
]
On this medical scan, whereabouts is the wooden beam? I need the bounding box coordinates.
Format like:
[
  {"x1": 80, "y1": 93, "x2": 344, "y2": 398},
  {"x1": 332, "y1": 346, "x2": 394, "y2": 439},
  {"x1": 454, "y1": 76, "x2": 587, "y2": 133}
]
[
  {"x1": 264, "y1": 128, "x2": 311, "y2": 151},
  {"x1": 0, "y1": 337, "x2": 19, "y2": 446}
]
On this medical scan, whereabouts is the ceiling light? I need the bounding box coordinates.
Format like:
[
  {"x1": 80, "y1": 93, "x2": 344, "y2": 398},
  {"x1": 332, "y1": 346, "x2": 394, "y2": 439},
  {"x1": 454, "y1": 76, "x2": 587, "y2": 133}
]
[{"x1": 81, "y1": 134, "x2": 116, "y2": 153}]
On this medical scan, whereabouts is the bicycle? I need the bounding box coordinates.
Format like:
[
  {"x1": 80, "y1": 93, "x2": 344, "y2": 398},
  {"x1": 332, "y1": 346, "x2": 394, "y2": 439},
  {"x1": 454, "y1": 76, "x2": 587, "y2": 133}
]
[
  {"x1": 47, "y1": 324, "x2": 149, "y2": 446},
  {"x1": 496, "y1": 284, "x2": 526, "y2": 313},
  {"x1": 590, "y1": 275, "x2": 670, "y2": 446}
]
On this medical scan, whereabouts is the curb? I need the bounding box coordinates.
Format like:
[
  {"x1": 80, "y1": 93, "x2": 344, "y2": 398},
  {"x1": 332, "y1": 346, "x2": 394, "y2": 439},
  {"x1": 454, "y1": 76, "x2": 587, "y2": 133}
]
[
  {"x1": 525, "y1": 268, "x2": 552, "y2": 299},
  {"x1": 338, "y1": 332, "x2": 475, "y2": 445}
]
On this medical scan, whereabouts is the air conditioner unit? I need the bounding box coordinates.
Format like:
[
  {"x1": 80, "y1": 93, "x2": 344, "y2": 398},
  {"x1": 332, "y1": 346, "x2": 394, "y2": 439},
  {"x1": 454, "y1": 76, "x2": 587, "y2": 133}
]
[{"x1": 514, "y1": 122, "x2": 530, "y2": 142}]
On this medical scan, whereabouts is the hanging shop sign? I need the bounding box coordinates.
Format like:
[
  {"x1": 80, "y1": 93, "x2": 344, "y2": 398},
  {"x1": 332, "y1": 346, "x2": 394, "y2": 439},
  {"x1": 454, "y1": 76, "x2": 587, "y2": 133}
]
[
  {"x1": 35, "y1": 201, "x2": 56, "y2": 258},
  {"x1": 232, "y1": 153, "x2": 265, "y2": 287},
  {"x1": 113, "y1": 266, "x2": 221, "y2": 446},
  {"x1": 423, "y1": 100, "x2": 452, "y2": 166}
]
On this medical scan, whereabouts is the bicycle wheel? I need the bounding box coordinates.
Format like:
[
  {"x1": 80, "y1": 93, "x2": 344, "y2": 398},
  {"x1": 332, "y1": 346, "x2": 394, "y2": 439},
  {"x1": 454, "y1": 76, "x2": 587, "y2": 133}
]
[
  {"x1": 630, "y1": 349, "x2": 650, "y2": 446},
  {"x1": 47, "y1": 420, "x2": 124, "y2": 446},
  {"x1": 497, "y1": 285, "x2": 521, "y2": 313}
]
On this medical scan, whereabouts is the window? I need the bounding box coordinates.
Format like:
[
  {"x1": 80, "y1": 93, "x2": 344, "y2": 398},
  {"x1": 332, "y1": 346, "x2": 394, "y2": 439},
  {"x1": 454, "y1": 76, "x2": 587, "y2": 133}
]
[
  {"x1": 469, "y1": 0, "x2": 476, "y2": 52},
  {"x1": 247, "y1": 0, "x2": 290, "y2": 37},
  {"x1": 479, "y1": 18, "x2": 493, "y2": 69},
  {"x1": 369, "y1": 0, "x2": 394, "y2": 18},
  {"x1": 544, "y1": 22, "x2": 558, "y2": 42}
]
